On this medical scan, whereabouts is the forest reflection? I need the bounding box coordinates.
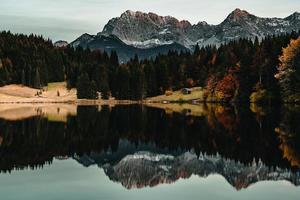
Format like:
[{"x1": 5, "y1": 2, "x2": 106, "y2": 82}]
[{"x1": 0, "y1": 103, "x2": 299, "y2": 173}]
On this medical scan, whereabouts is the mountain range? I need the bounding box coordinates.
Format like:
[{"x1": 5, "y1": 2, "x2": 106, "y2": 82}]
[
  {"x1": 74, "y1": 140, "x2": 300, "y2": 190},
  {"x1": 69, "y1": 8, "x2": 300, "y2": 62},
  {"x1": 70, "y1": 33, "x2": 188, "y2": 62}
]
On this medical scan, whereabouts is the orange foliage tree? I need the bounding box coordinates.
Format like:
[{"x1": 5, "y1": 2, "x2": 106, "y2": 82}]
[
  {"x1": 215, "y1": 63, "x2": 240, "y2": 102},
  {"x1": 276, "y1": 36, "x2": 300, "y2": 101}
]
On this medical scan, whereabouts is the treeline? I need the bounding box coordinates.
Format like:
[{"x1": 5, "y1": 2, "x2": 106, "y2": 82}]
[
  {"x1": 1, "y1": 30, "x2": 300, "y2": 102},
  {"x1": 0, "y1": 31, "x2": 65, "y2": 87}
]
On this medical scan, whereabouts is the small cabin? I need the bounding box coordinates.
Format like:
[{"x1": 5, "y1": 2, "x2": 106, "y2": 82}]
[{"x1": 181, "y1": 88, "x2": 192, "y2": 95}]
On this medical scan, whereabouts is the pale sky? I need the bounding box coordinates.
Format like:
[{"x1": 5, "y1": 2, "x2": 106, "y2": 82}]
[{"x1": 0, "y1": 0, "x2": 299, "y2": 42}]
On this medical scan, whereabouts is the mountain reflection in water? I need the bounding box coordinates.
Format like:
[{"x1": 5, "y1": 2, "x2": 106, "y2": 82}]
[{"x1": 0, "y1": 103, "x2": 299, "y2": 189}]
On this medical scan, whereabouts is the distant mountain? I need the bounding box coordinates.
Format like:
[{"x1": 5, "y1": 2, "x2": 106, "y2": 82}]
[
  {"x1": 101, "y1": 10, "x2": 194, "y2": 48},
  {"x1": 54, "y1": 40, "x2": 68, "y2": 48},
  {"x1": 70, "y1": 33, "x2": 188, "y2": 62},
  {"x1": 100, "y1": 8, "x2": 300, "y2": 49},
  {"x1": 74, "y1": 141, "x2": 300, "y2": 190},
  {"x1": 70, "y1": 9, "x2": 300, "y2": 61}
]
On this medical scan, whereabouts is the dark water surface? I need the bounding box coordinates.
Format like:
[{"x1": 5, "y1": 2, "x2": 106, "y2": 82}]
[{"x1": 0, "y1": 104, "x2": 299, "y2": 200}]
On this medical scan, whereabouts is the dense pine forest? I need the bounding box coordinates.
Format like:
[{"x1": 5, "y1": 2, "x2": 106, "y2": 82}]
[{"x1": 0, "y1": 30, "x2": 300, "y2": 103}]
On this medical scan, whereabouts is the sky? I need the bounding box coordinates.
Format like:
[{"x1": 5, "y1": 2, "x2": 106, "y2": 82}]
[{"x1": 0, "y1": 0, "x2": 299, "y2": 42}]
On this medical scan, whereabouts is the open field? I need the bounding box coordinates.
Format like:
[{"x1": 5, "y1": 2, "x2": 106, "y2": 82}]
[
  {"x1": 0, "y1": 82, "x2": 139, "y2": 121},
  {"x1": 0, "y1": 82, "x2": 76, "y2": 103},
  {"x1": 146, "y1": 87, "x2": 204, "y2": 103},
  {"x1": 0, "y1": 83, "x2": 204, "y2": 105},
  {"x1": 0, "y1": 81, "x2": 79, "y2": 121},
  {"x1": 0, "y1": 82, "x2": 137, "y2": 105}
]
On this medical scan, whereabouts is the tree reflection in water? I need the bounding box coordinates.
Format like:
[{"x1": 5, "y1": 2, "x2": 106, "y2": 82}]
[{"x1": 0, "y1": 104, "x2": 299, "y2": 175}]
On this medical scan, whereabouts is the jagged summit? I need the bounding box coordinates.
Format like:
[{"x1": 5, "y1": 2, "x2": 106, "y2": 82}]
[
  {"x1": 122, "y1": 10, "x2": 137, "y2": 16},
  {"x1": 71, "y1": 9, "x2": 300, "y2": 61},
  {"x1": 291, "y1": 11, "x2": 300, "y2": 16},
  {"x1": 54, "y1": 40, "x2": 68, "y2": 48},
  {"x1": 231, "y1": 8, "x2": 250, "y2": 16},
  {"x1": 285, "y1": 11, "x2": 300, "y2": 20},
  {"x1": 196, "y1": 21, "x2": 209, "y2": 26},
  {"x1": 225, "y1": 8, "x2": 253, "y2": 22},
  {"x1": 99, "y1": 10, "x2": 194, "y2": 49},
  {"x1": 119, "y1": 10, "x2": 190, "y2": 24},
  {"x1": 96, "y1": 8, "x2": 300, "y2": 49},
  {"x1": 104, "y1": 9, "x2": 192, "y2": 33}
]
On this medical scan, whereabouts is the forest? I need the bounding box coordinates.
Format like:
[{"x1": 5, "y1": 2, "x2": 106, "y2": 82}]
[{"x1": 0, "y1": 30, "x2": 300, "y2": 103}]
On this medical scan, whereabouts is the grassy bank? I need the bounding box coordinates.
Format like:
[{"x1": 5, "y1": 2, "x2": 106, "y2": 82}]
[
  {"x1": 146, "y1": 87, "x2": 204, "y2": 103},
  {"x1": 0, "y1": 83, "x2": 204, "y2": 105}
]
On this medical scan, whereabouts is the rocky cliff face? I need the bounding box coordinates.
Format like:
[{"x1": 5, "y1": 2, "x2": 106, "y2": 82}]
[
  {"x1": 101, "y1": 10, "x2": 194, "y2": 48},
  {"x1": 100, "y1": 9, "x2": 300, "y2": 49},
  {"x1": 54, "y1": 40, "x2": 69, "y2": 48},
  {"x1": 70, "y1": 9, "x2": 300, "y2": 61}
]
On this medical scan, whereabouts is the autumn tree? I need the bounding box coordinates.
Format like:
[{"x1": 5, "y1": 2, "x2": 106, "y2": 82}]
[
  {"x1": 276, "y1": 36, "x2": 300, "y2": 102},
  {"x1": 215, "y1": 63, "x2": 240, "y2": 102}
]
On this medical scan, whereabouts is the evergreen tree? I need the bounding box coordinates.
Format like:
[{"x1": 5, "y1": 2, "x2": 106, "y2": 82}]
[
  {"x1": 33, "y1": 68, "x2": 41, "y2": 89},
  {"x1": 116, "y1": 66, "x2": 130, "y2": 100},
  {"x1": 108, "y1": 51, "x2": 119, "y2": 97},
  {"x1": 97, "y1": 65, "x2": 110, "y2": 99},
  {"x1": 21, "y1": 69, "x2": 26, "y2": 85},
  {"x1": 129, "y1": 60, "x2": 145, "y2": 100},
  {"x1": 194, "y1": 43, "x2": 200, "y2": 55},
  {"x1": 156, "y1": 61, "x2": 169, "y2": 94},
  {"x1": 144, "y1": 62, "x2": 158, "y2": 97},
  {"x1": 77, "y1": 72, "x2": 97, "y2": 99}
]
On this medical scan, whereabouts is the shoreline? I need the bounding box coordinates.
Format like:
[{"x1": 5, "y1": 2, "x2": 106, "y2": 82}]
[
  {"x1": 0, "y1": 84, "x2": 205, "y2": 105},
  {"x1": 0, "y1": 84, "x2": 297, "y2": 105},
  {"x1": 0, "y1": 99, "x2": 140, "y2": 105}
]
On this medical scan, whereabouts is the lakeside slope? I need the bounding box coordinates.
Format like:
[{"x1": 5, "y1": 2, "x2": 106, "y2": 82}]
[
  {"x1": 0, "y1": 82, "x2": 76, "y2": 103},
  {"x1": 0, "y1": 82, "x2": 135, "y2": 105},
  {"x1": 0, "y1": 83, "x2": 204, "y2": 104}
]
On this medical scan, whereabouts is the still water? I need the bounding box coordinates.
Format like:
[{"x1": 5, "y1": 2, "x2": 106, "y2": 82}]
[{"x1": 0, "y1": 103, "x2": 299, "y2": 200}]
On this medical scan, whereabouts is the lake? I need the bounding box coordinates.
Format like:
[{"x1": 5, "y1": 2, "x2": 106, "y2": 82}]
[{"x1": 0, "y1": 103, "x2": 299, "y2": 200}]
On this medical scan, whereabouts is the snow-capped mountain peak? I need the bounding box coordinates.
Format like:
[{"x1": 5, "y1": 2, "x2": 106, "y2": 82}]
[
  {"x1": 224, "y1": 8, "x2": 253, "y2": 23},
  {"x1": 96, "y1": 9, "x2": 300, "y2": 49},
  {"x1": 70, "y1": 9, "x2": 300, "y2": 61},
  {"x1": 54, "y1": 40, "x2": 68, "y2": 48}
]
